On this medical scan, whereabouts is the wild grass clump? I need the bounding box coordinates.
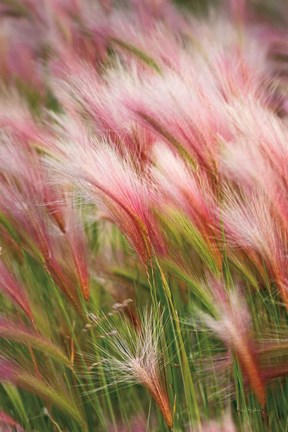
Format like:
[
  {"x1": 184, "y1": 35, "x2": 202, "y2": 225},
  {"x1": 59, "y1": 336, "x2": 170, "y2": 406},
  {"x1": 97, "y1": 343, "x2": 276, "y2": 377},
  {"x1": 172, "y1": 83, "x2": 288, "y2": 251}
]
[{"x1": 0, "y1": 0, "x2": 287, "y2": 430}]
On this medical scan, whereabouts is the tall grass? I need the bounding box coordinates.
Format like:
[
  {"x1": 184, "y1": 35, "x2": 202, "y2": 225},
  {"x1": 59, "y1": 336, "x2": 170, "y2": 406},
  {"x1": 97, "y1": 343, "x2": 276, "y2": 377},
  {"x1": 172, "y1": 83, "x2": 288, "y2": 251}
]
[{"x1": 0, "y1": 0, "x2": 287, "y2": 431}]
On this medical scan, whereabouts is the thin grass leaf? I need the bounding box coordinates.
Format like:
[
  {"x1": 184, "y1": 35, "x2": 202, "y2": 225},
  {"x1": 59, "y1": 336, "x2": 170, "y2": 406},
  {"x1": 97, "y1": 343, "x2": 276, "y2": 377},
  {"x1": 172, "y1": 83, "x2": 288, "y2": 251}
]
[
  {"x1": 0, "y1": 358, "x2": 87, "y2": 431},
  {"x1": 0, "y1": 318, "x2": 71, "y2": 367},
  {"x1": 0, "y1": 262, "x2": 33, "y2": 321}
]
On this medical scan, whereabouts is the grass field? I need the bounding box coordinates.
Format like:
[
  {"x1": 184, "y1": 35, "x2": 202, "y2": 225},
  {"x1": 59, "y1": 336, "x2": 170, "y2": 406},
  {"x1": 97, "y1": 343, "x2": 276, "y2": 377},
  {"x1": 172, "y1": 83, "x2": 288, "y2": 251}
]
[{"x1": 0, "y1": 0, "x2": 288, "y2": 431}]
